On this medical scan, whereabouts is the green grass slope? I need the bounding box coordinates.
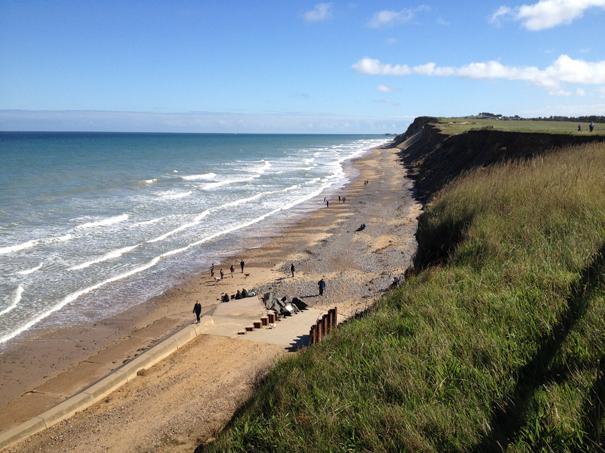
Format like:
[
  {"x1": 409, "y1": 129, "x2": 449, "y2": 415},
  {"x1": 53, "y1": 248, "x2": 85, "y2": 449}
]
[{"x1": 205, "y1": 143, "x2": 605, "y2": 452}]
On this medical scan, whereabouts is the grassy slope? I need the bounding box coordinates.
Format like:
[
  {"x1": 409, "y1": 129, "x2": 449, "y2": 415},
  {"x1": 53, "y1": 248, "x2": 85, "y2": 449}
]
[
  {"x1": 436, "y1": 118, "x2": 605, "y2": 136},
  {"x1": 207, "y1": 143, "x2": 605, "y2": 452}
]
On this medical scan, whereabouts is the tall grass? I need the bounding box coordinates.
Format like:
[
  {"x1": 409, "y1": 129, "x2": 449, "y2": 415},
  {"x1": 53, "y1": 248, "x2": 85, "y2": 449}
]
[{"x1": 206, "y1": 143, "x2": 605, "y2": 452}]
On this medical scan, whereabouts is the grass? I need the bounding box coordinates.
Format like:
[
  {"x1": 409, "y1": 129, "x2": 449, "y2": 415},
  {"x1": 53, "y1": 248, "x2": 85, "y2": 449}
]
[
  {"x1": 436, "y1": 117, "x2": 605, "y2": 136},
  {"x1": 206, "y1": 143, "x2": 605, "y2": 452}
]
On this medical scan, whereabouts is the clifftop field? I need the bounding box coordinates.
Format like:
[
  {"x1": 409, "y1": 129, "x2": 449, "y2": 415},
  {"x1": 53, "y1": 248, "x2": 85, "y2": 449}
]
[
  {"x1": 204, "y1": 119, "x2": 605, "y2": 452},
  {"x1": 436, "y1": 117, "x2": 605, "y2": 136}
]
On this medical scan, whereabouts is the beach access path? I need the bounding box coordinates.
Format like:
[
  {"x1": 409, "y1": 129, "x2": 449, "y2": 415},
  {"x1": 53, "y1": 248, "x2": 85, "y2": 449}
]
[{"x1": 2, "y1": 146, "x2": 420, "y2": 452}]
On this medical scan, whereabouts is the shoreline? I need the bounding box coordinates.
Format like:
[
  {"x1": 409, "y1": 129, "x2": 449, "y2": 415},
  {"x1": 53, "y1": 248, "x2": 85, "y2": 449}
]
[{"x1": 1, "y1": 146, "x2": 420, "y2": 450}]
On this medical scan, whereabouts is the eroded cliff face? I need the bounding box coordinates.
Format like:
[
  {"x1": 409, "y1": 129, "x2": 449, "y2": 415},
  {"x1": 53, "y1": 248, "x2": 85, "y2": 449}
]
[{"x1": 393, "y1": 119, "x2": 605, "y2": 203}]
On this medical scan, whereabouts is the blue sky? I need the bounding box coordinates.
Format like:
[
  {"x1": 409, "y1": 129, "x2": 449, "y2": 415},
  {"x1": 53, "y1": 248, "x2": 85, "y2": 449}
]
[{"x1": 0, "y1": 0, "x2": 604, "y2": 132}]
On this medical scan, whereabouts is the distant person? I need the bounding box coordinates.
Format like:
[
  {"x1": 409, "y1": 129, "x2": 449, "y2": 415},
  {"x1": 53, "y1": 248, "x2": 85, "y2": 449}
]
[
  {"x1": 230, "y1": 264, "x2": 235, "y2": 277},
  {"x1": 578, "y1": 123, "x2": 582, "y2": 132},
  {"x1": 342, "y1": 196, "x2": 346, "y2": 203},
  {"x1": 240, "y1": 260, "x2": 245, "y2": 273},
  {"x1": 318, "y1": 278, "x2": 326, "y2": 296},
  {"x1": 210, "y1": 263, "x2": 215, "y2": 278},
  {"x1": 220, "y1": 268, "x2": 224, "y2": 280},
  {"x1": 338, "y1": 195, "x2": 341, "y2": 202},
  {"x1": 326, "y1": 200, "x2": 329, "y2": 208},
  {"x1": 290, "y1": 263, "x2": 295, "y2": 278},
  {"x1": 193, "y1": 301, "x2": 202, "y2": 323},
  {"x1": 590, "y1": 121, "x2": 595, "y2": 133}
]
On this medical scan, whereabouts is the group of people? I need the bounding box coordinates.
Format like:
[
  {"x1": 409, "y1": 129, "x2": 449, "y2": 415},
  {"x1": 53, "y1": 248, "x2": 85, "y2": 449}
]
[
  {"x1": 323, "y1": 194, "x2": 347, "y2": 208},
  {"x1": 578, "y1": 121, "x2": 596, "y2": 133},
  {"x1": 210, "y1": 260, "x2": 247, "y2": 280}
]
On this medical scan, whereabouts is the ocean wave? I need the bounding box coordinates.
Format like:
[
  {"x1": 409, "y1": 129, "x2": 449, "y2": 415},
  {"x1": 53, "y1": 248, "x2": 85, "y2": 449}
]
[
  {"x1": 0, "y1": 285, "x2": 24, "y2": 317},
  {"x1": 199, "y1": 176, "x2": 256, "y2": 190},
  {"x1": 179, "y1": 172, "x2": 217, "y2": 181},
  {"x1": 0, "y1": 257, "x2": 161, "y2": 345},
  {"x1": 75, "y1": 214, "x2": 129, "y2": 230},
  {"x1": 143, "y1": 178, "x2": 158, "y2": 184},
  {"x1": 130, "y1": 217, "x2": 163, "y2": 228},
  {"x1": 68, "y1": 244, "x2": 140, "y2": 271},
  {"x1": 147, "y1": 209, "x2": 212, "y2": 243},
  {"x1": 17, "y1": 263, "x2": 43, "y2": 276},
  {"x1": 246, "y1": 160, "x2": 272, "y2": 174},
  {"x1": 155, "y1": 190, "x2": 192, "y2": 200},
  {"x1": 0, "y1": 233, "x2": 73, "y2": 256}
]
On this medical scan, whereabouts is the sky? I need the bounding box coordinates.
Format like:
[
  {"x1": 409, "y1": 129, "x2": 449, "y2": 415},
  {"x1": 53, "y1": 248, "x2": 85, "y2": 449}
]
[{"x1": 0, "y1": 0, "x2": 604, "y2": 133}]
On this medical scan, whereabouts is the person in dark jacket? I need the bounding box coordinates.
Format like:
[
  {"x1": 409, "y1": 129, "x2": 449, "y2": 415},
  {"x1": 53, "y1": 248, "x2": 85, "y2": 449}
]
[
  {"x1": 193, "y1": 301, "x2": 202, "y2": 323},
  {"x1": 318, "y1": 278, "x2": 326, "y2": 296},
  {"x1": 290, "y1": 263, "x2": 295, "y2": 278},
  {"x1": 240, "y1": 260, "x2": 245, "y2": 273}
]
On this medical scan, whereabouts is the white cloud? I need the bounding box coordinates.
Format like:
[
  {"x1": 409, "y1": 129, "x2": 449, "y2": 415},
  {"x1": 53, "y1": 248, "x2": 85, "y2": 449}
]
[
  {"x1": 377, "y1": 84, "x2": 394, "y2": 93},
  {"x1": 368, "y1": 6, "x2": 428, "y2": 28},
  {"x1": 352, "y1": 55, "x2": 605, "y2": 94},
  {"x1": 489, "y1": 6, "x2": 512, "y2": 25},
  {"x1": 491, "y1": 0, "x2": 605, "y2": 30},
  {"x1": 303, "y1": 3, "x2": 333, "y2": 22},
  {"x1": 576, "y1": 88, "x2": 587, "y2": 96}
]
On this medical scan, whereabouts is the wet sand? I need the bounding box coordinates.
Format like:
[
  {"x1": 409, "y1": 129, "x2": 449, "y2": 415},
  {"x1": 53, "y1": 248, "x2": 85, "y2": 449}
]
[{"x1": 1, "y1": 146, "x2": 420, "y2": 451}]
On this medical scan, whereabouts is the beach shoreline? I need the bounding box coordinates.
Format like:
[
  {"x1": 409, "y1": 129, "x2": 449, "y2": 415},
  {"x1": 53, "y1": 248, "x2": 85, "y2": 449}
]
[{"x1": 1, "y1": 146, "x2": 420, "y2": 450}]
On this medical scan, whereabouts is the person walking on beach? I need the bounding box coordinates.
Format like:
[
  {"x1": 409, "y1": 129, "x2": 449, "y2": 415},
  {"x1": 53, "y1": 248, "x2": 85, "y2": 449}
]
[
  {"x1": 590, "y1": 121, "x2": 595, "y2": 133},
  {"x1": 230, "y1": 264, "x2": 235, "y2": 278},
  {"x1": 210, "y1": 263, "x2": 215, "y2": 278},
  {"x1": 220, "y1": 268, "x2": 224, "y2": 280},
  {"x1": 318, "y1": 278, "x2": 326, "y2": 296},
  {"x1": 338, "y1": 195, "x2": 341, "y2": 203},
  {"x1": 342, "y1": 196, "x2": 346, "y2": 203},
  {"x1": 240, "y1": 260, "x2": 245, "y2": 273},
  {"x1": 193, "y1": 301, "x2": 202, "y2": 323},
  {"x1": 326, "y1": 199, "x2": 329, "y2": 208},
  {"x1": 290, "y1": 263, "x2": 295, "y2": 278},
  {"x1": 578, "y1": 123, "x2": 582, "y2": 132}
]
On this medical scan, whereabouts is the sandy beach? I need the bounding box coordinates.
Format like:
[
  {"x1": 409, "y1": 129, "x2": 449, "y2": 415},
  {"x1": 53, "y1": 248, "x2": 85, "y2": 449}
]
[{"x1": 1, "y1": 146, "x2": 420, "y2": 452}]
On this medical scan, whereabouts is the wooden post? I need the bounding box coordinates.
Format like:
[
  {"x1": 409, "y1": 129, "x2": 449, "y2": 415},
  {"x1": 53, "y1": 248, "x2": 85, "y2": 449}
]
[
  {"x1": 332, "y1": 307, "x2": 337, "y2": 329},
  {"x1": 309, "y1": 325, "x2": 315, "y2": 345},
  {"x1": 261, "y1": 317, "x2": 268, "y2": 327},
  {"x1": 253, "y1": 321, "x2": 261, "y2": 329},
  {"x1": 268, "y1": 313, "x2": 275, "y2": 324},
  {"x1": 316, "y1": 319, "x2": 323, "y2": 342}
]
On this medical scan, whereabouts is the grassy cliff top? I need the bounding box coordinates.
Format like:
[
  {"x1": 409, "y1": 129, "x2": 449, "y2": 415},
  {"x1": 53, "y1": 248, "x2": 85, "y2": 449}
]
[{"x1": 436, "y1": 117, "x2": 605, "y2": 136}]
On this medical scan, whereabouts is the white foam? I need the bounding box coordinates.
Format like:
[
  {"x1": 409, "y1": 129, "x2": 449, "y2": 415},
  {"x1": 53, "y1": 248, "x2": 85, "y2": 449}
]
[
  {"x1": 147, "y1": 209, "x2": 212, "y2": 243},
  {"x1": 247, "y1": 160, "x2": 272, "y2": 174},
  {"x1": 0, "y1": 285, "x2": 24, "y2": 317},
  {"x1": 130, "y1": 217, "x2": 163, "y2": 228},
  {"x1": 76, "y1": 214, "x2": 129, "y2": 230},
  {"x1": 199, "y1": 176, "x2": 255, "y2": 190},
  {"x1": 180, "y1": 173, "x2": 217, "y2": 181},
  {"x1": 155, "y1": 190, "x2": 192, "y2": 200},
  {"x1": 0, "y1": 257, "x2": 161, "y2": 345},
  {"x1": 17, "y1": 263, "x2": 43, "y2": 276},
  {"x1": 0, "y1": 239, "x2": 38, "y2": 255},
  {"x1": 143, "y1": 178, "x2": 158, "y2": 184},
  {"x1": 0, "y1": 233, "x2": 73, "y2": 256},
  {"x1": 68, "y1": 244, "x2": 140, "y2": 271}
]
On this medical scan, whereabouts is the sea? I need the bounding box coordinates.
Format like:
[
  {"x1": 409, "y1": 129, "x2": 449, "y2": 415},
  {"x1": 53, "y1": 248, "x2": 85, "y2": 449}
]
[{"x1": 0, "y1": 132, "x2": 387, "y2": 345}]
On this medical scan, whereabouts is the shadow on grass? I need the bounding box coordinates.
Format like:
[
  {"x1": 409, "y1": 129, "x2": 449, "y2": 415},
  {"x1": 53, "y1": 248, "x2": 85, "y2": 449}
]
[
  {"x1": 474, "y1": 243, "x2": 605, "y2": 451},
  {"x1": 581, "y1": 356, "x2": 605, "y2": 450}
]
